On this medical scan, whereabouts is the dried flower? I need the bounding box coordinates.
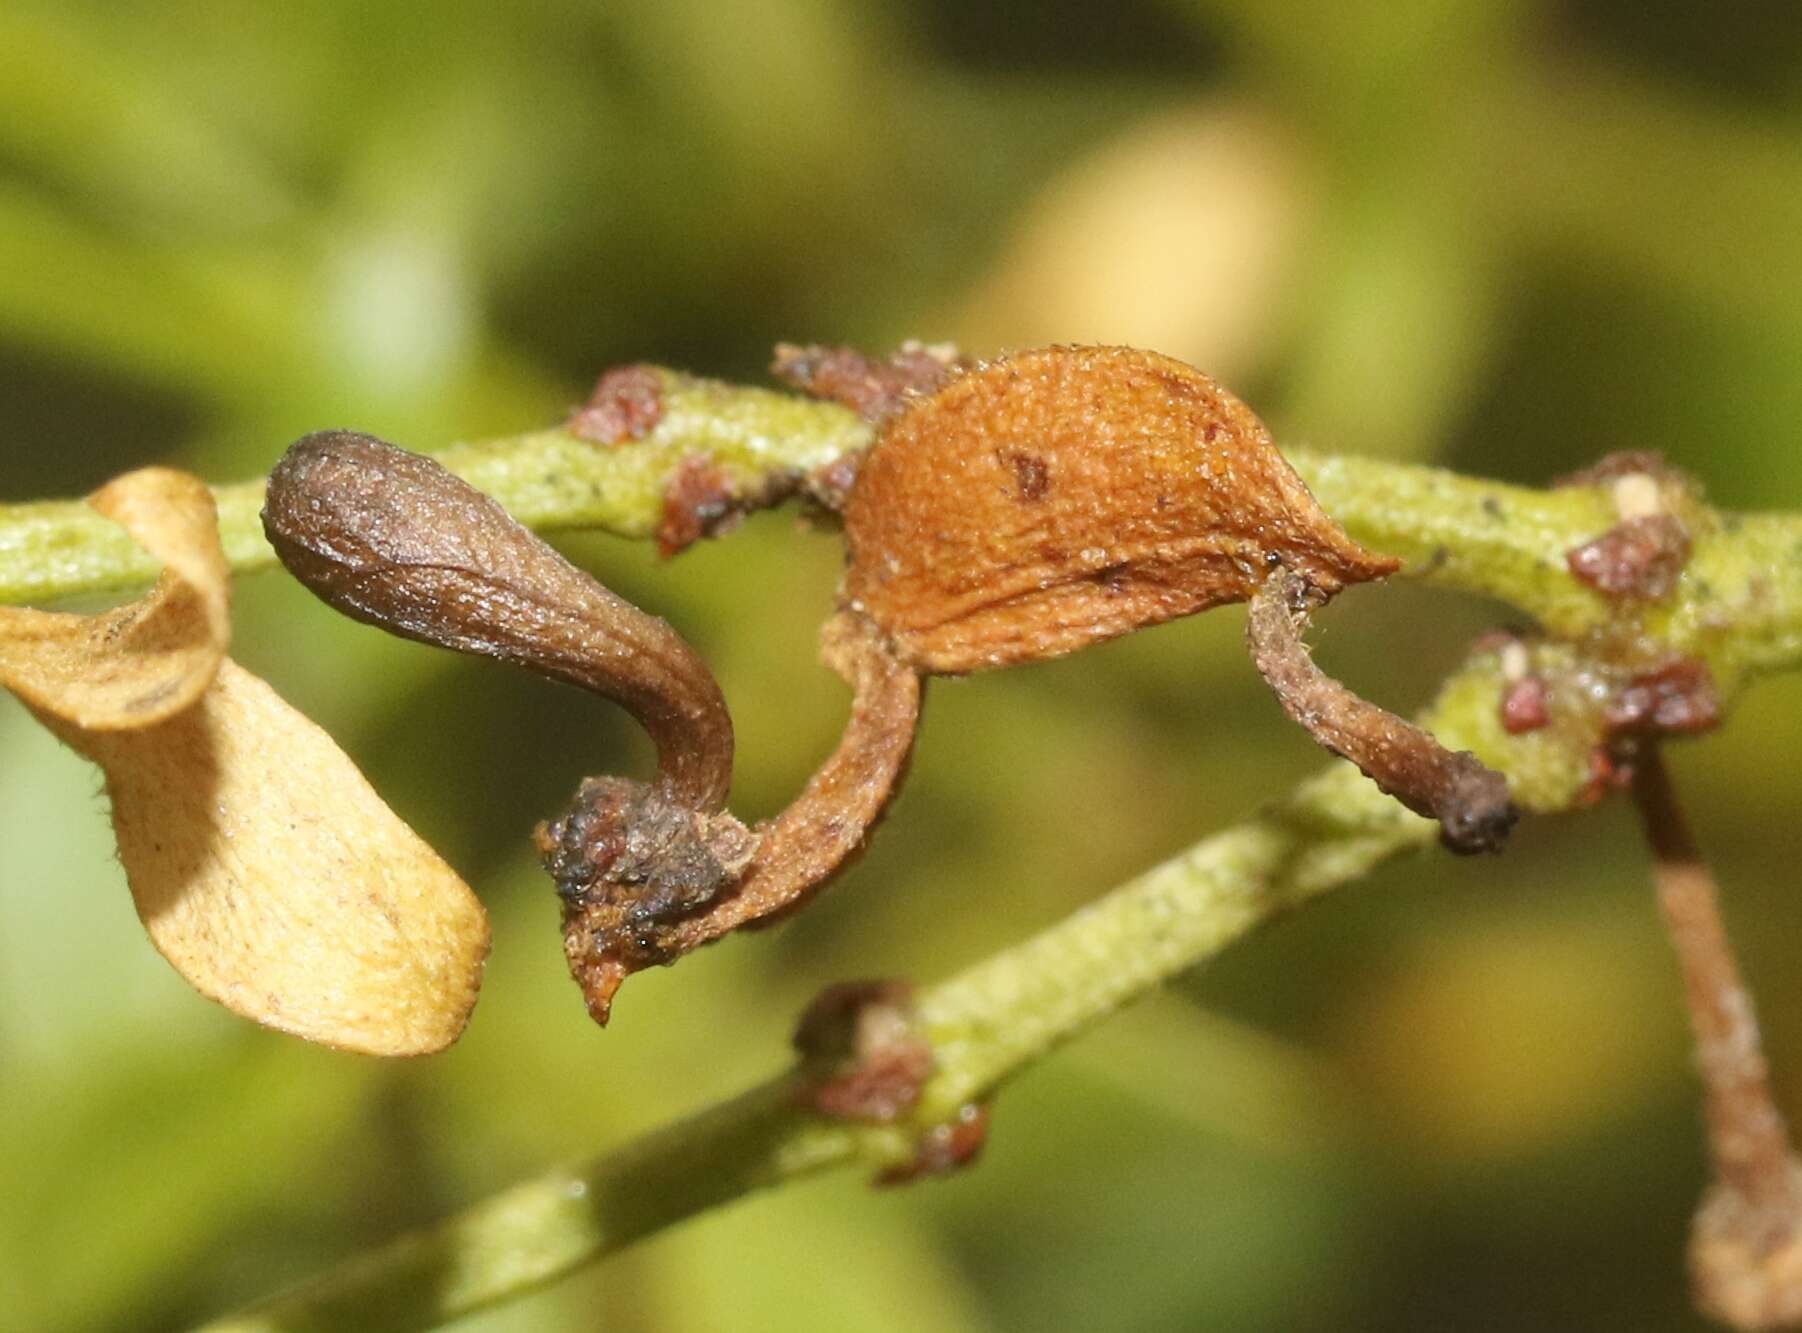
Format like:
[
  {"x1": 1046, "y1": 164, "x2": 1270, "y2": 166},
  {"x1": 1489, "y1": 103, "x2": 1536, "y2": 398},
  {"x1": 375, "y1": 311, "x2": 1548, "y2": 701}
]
[
  {"x1": 3, "y1": 468, "x2": 488, "y2": 1055},
  {"x1": 267, "y1": 345, "x2": 1516, "y2": 1026}
]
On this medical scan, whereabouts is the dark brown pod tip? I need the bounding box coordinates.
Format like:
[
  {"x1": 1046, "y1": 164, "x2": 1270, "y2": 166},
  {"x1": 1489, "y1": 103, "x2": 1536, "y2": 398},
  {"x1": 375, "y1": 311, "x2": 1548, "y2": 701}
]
[
  {"x1": 538, "y1": 775, "x2": 757, "y2": 1026},
  {"x1": 1247, "y1": 568, "x2": 1517, "y2": 854},
  {"x1": 262, "y1": 430, "x2": 736, "y2": 814}
]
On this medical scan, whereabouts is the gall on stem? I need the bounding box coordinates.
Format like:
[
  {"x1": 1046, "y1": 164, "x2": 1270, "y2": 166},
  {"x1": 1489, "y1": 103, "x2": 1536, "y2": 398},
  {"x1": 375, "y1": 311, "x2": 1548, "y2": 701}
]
[{"x1": 1631, "y1": 749, "x2": 1802, "y2": 1332}]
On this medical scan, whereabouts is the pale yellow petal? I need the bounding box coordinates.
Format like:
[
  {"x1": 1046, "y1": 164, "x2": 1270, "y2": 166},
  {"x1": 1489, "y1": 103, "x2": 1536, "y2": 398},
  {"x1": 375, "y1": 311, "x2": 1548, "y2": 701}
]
[
  {"x1": 0, "y1": 468, "x2": 229, "y2": 729},
  {"x1": 43, "y1": 659, "x2": 489, "y2": 1056}
]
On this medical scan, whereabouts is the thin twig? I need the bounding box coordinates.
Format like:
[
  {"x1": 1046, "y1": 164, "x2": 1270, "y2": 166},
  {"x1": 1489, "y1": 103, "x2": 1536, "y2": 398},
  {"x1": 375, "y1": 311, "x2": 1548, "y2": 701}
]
[
  {"x1": 199, "y1": 694, "x2": 1449, "y2": 1332},
  {"x1": 7, "y1": 372, "x2": 1801, "y2": 683},
  {"x1": 1632, "y1": 748, "x2": 1802, "y2": 1331}
]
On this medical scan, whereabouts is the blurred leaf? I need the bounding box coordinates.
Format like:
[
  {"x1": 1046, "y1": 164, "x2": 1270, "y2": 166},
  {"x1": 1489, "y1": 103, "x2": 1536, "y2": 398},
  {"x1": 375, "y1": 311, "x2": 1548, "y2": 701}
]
[
  {"x1": 952, "y1": 100, "x2": 1314, "y2": 381},
  {"x1": 637, "y1": 1179, "x2": 996, "y2": 1333},
  {"x1": 0, "y1": 4, "x2": 296, "y2": 237},
  {"x1": 0, "y1": 1041, "x2": 378, "y2": 1332}
]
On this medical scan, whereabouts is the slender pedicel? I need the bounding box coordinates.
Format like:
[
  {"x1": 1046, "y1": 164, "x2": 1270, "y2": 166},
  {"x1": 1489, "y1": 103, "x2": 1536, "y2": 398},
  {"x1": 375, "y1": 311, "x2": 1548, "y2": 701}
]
[{"x1": 1246, "y1": 567, "x2": 1517, "y2": 854}]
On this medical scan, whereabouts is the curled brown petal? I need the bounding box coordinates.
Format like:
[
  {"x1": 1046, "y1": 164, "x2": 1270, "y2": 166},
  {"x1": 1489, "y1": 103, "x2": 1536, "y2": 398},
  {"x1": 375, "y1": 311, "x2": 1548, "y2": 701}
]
[
  {"x1": 548, "y1": 611, "x2": 921, "y2": 1022},
  {"x1": 262, "y1": 431, "x2": 735, "y2": 813},
  {"x1": 0, "y1": 468, "x2": 228, "y2": 729},
  {"x1": 1246, "y1": 568, "x2": 1516, "y2": 854}
]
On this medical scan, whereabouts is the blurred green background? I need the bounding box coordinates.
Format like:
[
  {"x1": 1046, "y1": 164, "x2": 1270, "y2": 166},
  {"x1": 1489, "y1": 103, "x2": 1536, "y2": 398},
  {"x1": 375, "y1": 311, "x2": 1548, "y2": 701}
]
[{"x1": 5, "y1": 1, "x2": 1802, "y2": 1329}]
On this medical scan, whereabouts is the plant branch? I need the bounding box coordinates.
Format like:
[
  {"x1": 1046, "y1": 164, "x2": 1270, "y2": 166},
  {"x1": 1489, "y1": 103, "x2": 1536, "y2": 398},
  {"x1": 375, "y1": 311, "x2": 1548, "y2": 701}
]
[
  {"x1": 201, "y1": 681, "x2": 1452, "y2": 1331},
  {"x1": 9, "y1": 369, "x2": 1802, "y2": 695},
  {"x1": 13, "y1": 363, "x2": 1802, "y2": 1328}
]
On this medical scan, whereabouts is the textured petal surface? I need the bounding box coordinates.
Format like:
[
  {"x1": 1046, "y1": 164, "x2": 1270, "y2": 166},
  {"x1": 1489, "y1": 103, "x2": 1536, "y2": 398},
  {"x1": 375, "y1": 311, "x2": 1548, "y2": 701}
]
[
  {"x1": 40, "y1": 660, "x2": 489, "y2": 1055},
  {"x1": 3, "y1": 468, "x2": 488, "y2": 1054},
  {"x1": 843, "y1": 345, "x2": 1399, "y2": 673}
]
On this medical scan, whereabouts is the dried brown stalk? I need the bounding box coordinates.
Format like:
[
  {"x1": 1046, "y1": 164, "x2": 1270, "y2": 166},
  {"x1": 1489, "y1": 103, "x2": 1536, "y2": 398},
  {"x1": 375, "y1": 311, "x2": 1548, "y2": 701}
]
[
  {"x1": 1246, "y1": 567, "x2": 1516, "y2": 853},
  {"x1": 1632, "y1": 749, "x2": 1802, "y2": 1331}
]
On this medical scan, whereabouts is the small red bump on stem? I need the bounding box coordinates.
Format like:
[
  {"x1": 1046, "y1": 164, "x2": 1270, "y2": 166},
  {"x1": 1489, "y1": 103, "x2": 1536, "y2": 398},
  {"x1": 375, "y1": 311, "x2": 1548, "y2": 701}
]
[
  {"x1": 794, "y1": 979, "x2": 934, "y2": 1123},
  {"x1": 656, "y1": 456, "x2": 737, "y2": 557},
  {"x1": 1567, "y1": 514, "x2": 1692, "y2": 601},
  {"x1": 1500, "y1": 675, "x2": 1551, "y2": 734},
  {"x1": 568, "y1": 365, "x2": 665, "y2": 445},
  {"x1": 876, "y1": 1104, "x2": 991, "y2": 1187}
]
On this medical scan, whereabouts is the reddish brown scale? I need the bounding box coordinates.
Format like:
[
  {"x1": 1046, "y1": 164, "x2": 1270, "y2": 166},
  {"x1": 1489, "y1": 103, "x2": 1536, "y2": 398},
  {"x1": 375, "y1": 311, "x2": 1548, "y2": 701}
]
[
  {"x1": 1605, "y1": 659, "x2": 1722, "y2": 739},
  {"x1": 806, "y1": 450, "x2": 864, "y2": 514},
  {"x1": 1568, "y1": 514, "x2": 1692, "y2": 601},
  {"x1": 773, "y1": 341, "x2": 968, "y2": 425},
  {"x1": 842, "y1": 346, "x2": 1400, "y2": 675},
  {"x1": 1501, "y1": 675, "x2": 1552, "y2": 734},
  {"x1": 793, "y1": 980, "x2": 934, "y2": 1123},
  {"x1": 876, "y1": 1103, "x2": 991, "y2": 1187},
  {"x1": 1578, "y1": 749, "x2": 1624, "y2": 807},
  {"x1": 657, "y1": 456, "x2": 737, "y2": 557},
  {"x1": 568, "y1": 364, "x2": 665, "y2": 445}
]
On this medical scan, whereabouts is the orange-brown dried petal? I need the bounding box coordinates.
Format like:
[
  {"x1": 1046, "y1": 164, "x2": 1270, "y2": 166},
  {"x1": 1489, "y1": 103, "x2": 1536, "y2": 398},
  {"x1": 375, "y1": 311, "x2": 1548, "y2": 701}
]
[
  {"x1": 842, "y1": 345, "x2": 1397, "y2": 674},
  {"x1": 43, "y1": 660, "x2": 489, "y2": 1056}
]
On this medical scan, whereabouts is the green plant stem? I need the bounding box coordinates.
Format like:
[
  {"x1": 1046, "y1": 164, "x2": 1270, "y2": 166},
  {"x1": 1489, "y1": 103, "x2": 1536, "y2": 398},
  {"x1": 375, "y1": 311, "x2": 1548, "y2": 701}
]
[
  {"x1": 203, "y1": 703, "x2": 1438, "y2": 1333},
  {"x1": 6, "y1": 367, "x2": 1802, "y2": 686},
  {"x1": 199, "y1": 1078, "x2": 883, "y2": 1333},
  {"x1": 12, "y1": 364, "x2": 1802, "y2": 1328}
]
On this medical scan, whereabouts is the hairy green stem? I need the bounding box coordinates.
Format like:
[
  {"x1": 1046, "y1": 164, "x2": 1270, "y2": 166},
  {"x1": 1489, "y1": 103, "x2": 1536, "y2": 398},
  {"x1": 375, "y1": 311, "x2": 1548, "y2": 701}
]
[
  {"x1": 200, "y1": 1078, "x2": 890, "y2": 1333},
  {"x1": 11, "y1": 363, "x2": 1802, "y2": 1328},
  {"x1": 9, "y1": 369, "x2": 1800, "y2": 692},
  {"x1": 203, "y1": 703, "x2": 1439, "y2": 1333}
]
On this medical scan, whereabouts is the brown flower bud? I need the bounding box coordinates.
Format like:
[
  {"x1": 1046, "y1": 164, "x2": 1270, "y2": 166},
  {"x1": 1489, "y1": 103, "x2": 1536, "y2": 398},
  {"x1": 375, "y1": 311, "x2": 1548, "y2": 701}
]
[{"x1": 263, "y1": 431, "x2": 735, "y2": 813}]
